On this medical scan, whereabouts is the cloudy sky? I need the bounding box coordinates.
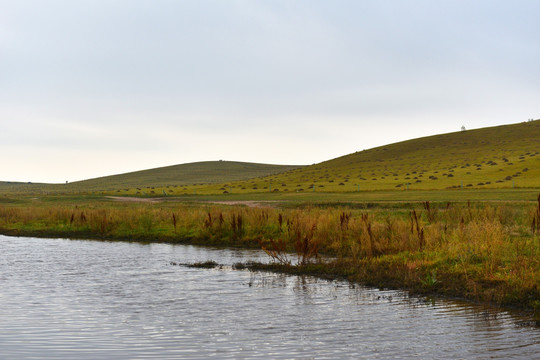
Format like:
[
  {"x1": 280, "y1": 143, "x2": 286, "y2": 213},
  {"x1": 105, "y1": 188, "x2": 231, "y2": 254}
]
[{"x1": 1, "y1": 1, "x2": 539, "y2": 183}]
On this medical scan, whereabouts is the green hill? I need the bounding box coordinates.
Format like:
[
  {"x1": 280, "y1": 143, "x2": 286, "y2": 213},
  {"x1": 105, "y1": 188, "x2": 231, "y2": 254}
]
[
  {"x1": 0, "y1": 161, "x2": 304, "y2": 195},
  {"x1": 190, "y1": 120, "x2": 540, "y2": 194},
  {"x1": 3, "y1": 120, "x2": 539, "y2": 197}
]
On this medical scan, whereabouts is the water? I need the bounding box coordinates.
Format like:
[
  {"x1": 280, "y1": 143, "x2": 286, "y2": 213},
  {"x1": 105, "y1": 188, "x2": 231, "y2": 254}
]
[{"x1": 0, "y1": 235, "x2": 538, "y2": 359}]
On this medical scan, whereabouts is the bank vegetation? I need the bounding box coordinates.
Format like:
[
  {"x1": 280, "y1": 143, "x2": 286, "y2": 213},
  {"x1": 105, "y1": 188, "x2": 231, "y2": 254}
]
[{"x1": 0, "y1": 197, "x2": 538, "y2": 315}]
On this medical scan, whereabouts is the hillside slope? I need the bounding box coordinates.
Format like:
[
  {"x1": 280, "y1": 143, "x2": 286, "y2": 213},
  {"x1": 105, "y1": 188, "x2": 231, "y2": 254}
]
[
  {"x1": 105, "y1": 120, "x2": 539, "y2": 195},
  {"x1": 186, "y1": 120, "x2": 538, "y2": 195},
  {"x1": 261, "y1": 120, "x2": 540, "y2": 192},
  {"x1": 3, "y1": 121, "x2": 538, "y2": 196},
  {"x1": 1, "y1": 161, "x2": 303, "y2": 194}
]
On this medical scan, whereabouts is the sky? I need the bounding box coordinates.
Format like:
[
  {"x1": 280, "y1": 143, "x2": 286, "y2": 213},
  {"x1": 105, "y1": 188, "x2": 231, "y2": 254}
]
[{"x1": 1, "y1": 0, "x2": 539, "y2": 183}]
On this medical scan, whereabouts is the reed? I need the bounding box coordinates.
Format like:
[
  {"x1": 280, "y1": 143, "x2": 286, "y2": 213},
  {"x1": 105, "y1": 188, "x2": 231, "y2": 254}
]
[
  {"x1": 0, "y1": 197, "x2": 538, "y2": 312},
  {"x1": 532, "y1": 194, "x2": 540, "y2": 235}
]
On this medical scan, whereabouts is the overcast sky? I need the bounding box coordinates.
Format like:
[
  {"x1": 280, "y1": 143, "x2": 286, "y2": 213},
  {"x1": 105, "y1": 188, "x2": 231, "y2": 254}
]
[{"x1": 1, "y1": 0, "x2": 539, "y2": 183}]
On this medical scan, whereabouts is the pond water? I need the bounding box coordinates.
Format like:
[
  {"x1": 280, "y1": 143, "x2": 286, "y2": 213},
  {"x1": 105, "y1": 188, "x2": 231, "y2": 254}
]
[{"x1": 0, "y1": 235, "x2": 538, "y2": 359}]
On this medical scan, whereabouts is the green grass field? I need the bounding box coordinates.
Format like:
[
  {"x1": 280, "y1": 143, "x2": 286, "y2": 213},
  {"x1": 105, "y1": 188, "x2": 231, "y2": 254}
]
[
  {"x1": 0, "y1": 161, "x2": 303, "y2": 195},
  {"x1": 97, "y1": 120, "x2": 540, "y2": 196},
  {"x1": 2, "y1": 120, "x2": 538, "y2": 197},
  {"x1": 211, "y1": 120, "x2": 539, "y2": 195},
  {"x1": 1, "y1": 121, "x2": 539, "y2": 313}
]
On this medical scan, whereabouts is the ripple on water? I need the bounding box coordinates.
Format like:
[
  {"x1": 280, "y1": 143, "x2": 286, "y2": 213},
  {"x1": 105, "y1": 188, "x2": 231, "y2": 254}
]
[{"x1": 0, "y1": 235, "x2": 538, "y2": 359}]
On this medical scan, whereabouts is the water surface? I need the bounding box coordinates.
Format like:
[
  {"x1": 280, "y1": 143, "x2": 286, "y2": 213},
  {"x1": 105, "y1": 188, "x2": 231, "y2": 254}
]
[{"x1": 0, "y1": 235, "x2": 538, "y2": 359}]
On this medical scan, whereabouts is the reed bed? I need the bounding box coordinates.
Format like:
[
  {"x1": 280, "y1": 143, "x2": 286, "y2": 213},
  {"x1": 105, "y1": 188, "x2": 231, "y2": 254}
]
[{"x1": 0, "y1": 198, "x2": 538, "y2": 313}]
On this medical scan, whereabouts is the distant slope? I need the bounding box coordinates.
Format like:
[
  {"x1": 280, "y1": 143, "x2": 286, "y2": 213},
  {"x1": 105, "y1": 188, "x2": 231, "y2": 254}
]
[
  {"x1": 3, "y1": 121, "x2": 539, "y2": 197},
  {"x1": 0, "y1": 181, "x2": 49, "y2": 196},
  {"x1": 96, "y1": 120, "x2": 540, "y2": 195},
  {"x1": 255, "y1": 120, "x2": 540, "y2": 192},
  {"x1": 70, "y1": 161, "x2": 303, "y2": 190},
  {"x1": 183, "y1": 120, "x2": 538, "y2": 195},
  {"x1": 0, "y1": 161, "x2": 304, "y2": 194}
]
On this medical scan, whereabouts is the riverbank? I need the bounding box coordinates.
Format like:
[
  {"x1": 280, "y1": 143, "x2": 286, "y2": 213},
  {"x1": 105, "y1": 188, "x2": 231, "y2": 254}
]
[
  {"x1": 232, "y1": 260, "x2": 539, "y2": 320},
  {"x1": 0, "y1": 196, "x2": 538, "y2": 316}
]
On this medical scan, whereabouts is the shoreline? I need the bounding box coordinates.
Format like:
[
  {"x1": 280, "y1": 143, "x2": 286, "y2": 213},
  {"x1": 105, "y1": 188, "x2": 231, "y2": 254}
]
[{"x1": 2, "y1": 227, "x2": 538, "y2": 321}]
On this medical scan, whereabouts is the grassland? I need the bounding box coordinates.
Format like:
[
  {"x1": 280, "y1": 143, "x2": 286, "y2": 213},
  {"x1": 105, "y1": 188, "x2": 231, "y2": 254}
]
[
  {"x1": 0, "y1": 161, "x2": 303, "y2": 195},
  {"x1": 0, "y1": 195, "x2": 538, "y2": 315},
  {"x1": 95, "y1": 120, "x2": 538, "y2": 196},
  {"x1": 2, "y1": 121, "x2": 538, "y2": 197},
  {"x1": 0, "y1": 120, "x2": 539, "y2": 315},
  {"x1": 258, "y1": 120, "x2": 540, "y2": 192}
]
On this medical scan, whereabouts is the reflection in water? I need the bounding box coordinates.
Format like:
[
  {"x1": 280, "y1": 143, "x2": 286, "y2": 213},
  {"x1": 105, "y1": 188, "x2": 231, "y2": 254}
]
[{"x1": 0, "y1": 235, "x2": 538, "y2": 359}]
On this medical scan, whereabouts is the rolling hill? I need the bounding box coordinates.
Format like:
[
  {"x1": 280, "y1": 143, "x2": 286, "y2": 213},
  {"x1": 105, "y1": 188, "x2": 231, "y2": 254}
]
[
  {"x1": 189, "y1": 120, "x2": 540, "y2": 195},
  {"x1": 2, "y1": 120, "x2": 539, "y2": 196},
  {"x1": 0, "y1": 161, "x2": 304, "y2": 195}
]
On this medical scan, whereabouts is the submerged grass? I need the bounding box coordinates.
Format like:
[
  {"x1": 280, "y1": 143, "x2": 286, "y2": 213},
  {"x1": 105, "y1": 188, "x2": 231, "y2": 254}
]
[
  {"x1": 185, "y1": 260, "x2": 220, "y2": 269},
  {"x1": 0, "y1": 196, "x2": 538, "y2": 315}
]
